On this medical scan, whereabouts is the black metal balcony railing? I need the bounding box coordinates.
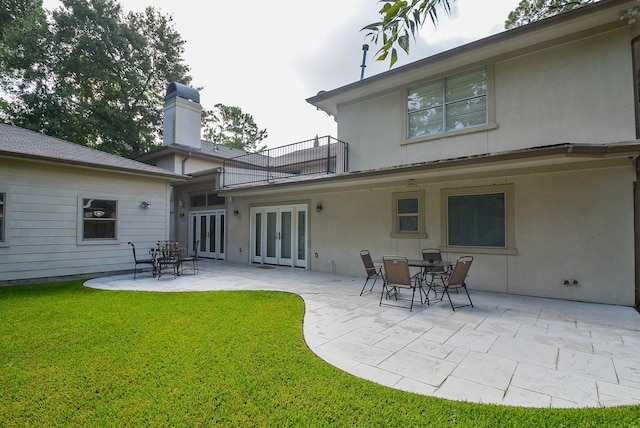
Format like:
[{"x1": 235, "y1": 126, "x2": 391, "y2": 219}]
[{"x1": 222, "y1": 136, "x2": 348, "y2": 188}]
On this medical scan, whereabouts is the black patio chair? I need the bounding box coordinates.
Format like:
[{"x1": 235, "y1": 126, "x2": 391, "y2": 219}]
[
  {"x1": 156, "y1": 241, "x2": 182, "y2": 279},
  {"x1": 127, "y1": 241, "x2": 155, "y2": 279},
  {"x1": 360, "y1": 250, "x2": 384, "y2": 295},
  {"x1": 421, "y1": 248, "x2": 450, "y2": 299},
  {"x1": 180, "y1": 240, "x2": 200, "y2": 274}
]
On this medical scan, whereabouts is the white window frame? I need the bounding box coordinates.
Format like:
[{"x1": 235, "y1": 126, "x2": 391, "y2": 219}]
[
  {"x1": 391, "y1": 191, "x2": 427, "y2": 239},
  {"x1": 440, "y1": 184, "x2": 517, "y2": 255},
  {"x1": 77, "y1": 195, "x2": 119, "y2": 244}
]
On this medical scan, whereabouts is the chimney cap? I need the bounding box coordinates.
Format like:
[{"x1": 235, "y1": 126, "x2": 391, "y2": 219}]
[{"x1": 165, "y1": 82, "x2": 200, "y2": 103}]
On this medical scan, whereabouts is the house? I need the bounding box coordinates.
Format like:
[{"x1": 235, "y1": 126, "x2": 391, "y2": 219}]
[
  {"x1": 216, "y1": 0, "x2": 640, "y2": 306},
  {"x1": 0, "y1": 124, "x2": 186, "y2": 284},
  {"x1": 134, "y1": 82, "x2": 249, "y2": 260}
]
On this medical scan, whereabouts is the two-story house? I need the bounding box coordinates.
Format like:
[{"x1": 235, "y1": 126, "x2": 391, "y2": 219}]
[{"x1": 218, "y1": 0, "x2": 640, "y2": 306}]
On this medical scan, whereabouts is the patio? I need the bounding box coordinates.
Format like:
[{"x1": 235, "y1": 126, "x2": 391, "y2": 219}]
[{"x1": 85, "y1": 259, "x2": 640, "y2": 408}]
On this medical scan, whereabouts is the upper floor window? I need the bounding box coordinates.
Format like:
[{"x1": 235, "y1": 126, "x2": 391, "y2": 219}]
[
  {"x1": 408, "y1": 67, "x2": 487, "y2": 139},
  {"x1": 82, "y1": 198, "x2": 117, "y2": 240}
]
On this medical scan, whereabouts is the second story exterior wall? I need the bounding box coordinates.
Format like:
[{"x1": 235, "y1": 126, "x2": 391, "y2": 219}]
[{"x1": 335, "y1": 18, "x2": 636, "y2": 172}]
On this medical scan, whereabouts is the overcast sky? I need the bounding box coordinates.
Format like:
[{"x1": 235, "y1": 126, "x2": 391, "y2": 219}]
[{"x1": 43, "y1": 0, "x2": 521, "y2": 148}]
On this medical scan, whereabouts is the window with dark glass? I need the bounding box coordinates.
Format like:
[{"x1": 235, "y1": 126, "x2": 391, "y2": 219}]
[
  {"x1": 190, "y1": 193, "x2": 225, "y2": 207},
  {"x1": 447, "y1": 193, "x2": 505, "y2": 247},
  {"x1": 397, "y1": 197, "x2": 419, "y2": 233},
  {"x1": 190, "y1": 194, "x2": 207, "y2": 207},
  {"x1": 408, "y1": 67, "x2": 487, "y2": 139},
  {"x1": 82, "y1": 198, "x2": 117, "y2": 239}
]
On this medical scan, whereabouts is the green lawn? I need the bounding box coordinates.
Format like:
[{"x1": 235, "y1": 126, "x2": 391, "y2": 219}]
[{"x1": 1, "y1": 281, "x2": 639, "y2": 427}]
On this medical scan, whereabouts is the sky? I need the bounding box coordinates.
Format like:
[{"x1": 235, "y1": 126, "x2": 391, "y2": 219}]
[{"x1": 42, "y1": 0, "x2": 521, "y2": 148}]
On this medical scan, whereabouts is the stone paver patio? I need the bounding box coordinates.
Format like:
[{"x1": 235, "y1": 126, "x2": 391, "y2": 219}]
[{"x1": 85, "y1": 259, "x2": 640, "y2": 408}]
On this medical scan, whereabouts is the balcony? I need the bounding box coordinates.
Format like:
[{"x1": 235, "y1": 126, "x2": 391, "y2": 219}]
[{"x1": 222, "y1": 136, "x2": 348, "y2": 188}]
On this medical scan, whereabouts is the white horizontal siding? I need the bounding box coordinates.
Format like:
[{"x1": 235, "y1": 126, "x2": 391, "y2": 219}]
[{"x1": 0, "y1": 158, "x2": 172, "y2": 282}]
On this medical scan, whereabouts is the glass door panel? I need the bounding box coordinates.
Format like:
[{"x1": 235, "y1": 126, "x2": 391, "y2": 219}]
[
  {"x1": 280, "y1": 211, "x2": 292, "y2": 261},
  {"x1": 266, "y1": 211, "x2": 277, "y2": 260},
  {"x1": 297, "y1": 210, "x2": 306, "y2": 263}
]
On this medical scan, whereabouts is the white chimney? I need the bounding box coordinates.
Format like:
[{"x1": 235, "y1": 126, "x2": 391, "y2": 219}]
[{"x1": 163, "y1": 82, "x2": 202, "y2": 149}]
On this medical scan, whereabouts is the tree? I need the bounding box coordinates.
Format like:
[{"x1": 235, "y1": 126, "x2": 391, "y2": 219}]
[
  {"x1": 505, "y1": 0, "x2": 596, "y2": 29},
  {"x1": 0, "y1": 0, "x2": 191, "y2": 158},
  {"x1": 202, "y1": 104, "x2": 268, "y2": 152},
  {"x1": 362, "y1": 0, "x2": 452, "y2": 68},
  {"x1": 362, "y1": 0, "x2": 598, "y2": 68}
]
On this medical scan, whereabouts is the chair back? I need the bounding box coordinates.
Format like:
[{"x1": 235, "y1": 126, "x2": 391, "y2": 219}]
[
  {"x1": 360, "y1": 250, "x2": 378, "y2": 276},
  {"x1": 448, "y1": 256, "x2": 473, "y2": 286},
  {"x1": 421, "y1": 248, "x2": 444, "y2": 272},
  {"x1": 382, "y1": 256, "x2": 412, "y2": 287},
  {"x1": 127, "y1": 242, "x2": 138, "y2": 261},
  {"x1": 192, "y1": 240, "x2": 200, "y2": 258}
]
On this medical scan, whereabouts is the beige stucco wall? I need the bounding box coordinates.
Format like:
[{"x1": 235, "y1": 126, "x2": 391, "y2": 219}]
[
  {"x1": 225, "y1": 161, "x2": 636, "y2": 306},
  {"x1": 0, "y1": 158, "x2": 171, "y2": 283},
  {"x1": 338, "y1": 27, "x2": 636, "y2": 172}
]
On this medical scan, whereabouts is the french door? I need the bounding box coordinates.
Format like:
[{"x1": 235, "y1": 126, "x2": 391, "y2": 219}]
[
  {"x1": 189, "y1": 210, "x2": 225, "y2": 259},
  {"x1": 250, "y1": 204, "x2": 307, "y2": 268}
]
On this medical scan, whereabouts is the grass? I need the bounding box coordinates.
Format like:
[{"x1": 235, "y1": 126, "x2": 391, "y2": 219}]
[{"x1": 1, "y1": 281, "x2": 639, "y2": 427}]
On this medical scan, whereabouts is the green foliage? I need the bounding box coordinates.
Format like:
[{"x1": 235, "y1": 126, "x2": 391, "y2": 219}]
[
  {"x1": 362, "y1": 0, "x2": 599, "y2": 68},
  {"x1": 202, "y1": 103, "x2": 268, "y2": 152},
  {"x1": 2, "y1": 280, "x2": 640, "y2": 426},
  {"x1": 362, "y1": 0, "x2": 451, "y2": 68},
  {"x1": 0, "y1": 0, "x2": 191, "y2": 158},
  {"x1": 505, "y1": 0, "x2": 597, "y2": 29}
]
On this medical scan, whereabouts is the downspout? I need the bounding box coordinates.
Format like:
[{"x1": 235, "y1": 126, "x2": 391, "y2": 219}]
[
  {"x1": 181, "y1": 152, "x2": 192, "y2": 175},
  {"x1": 633, "y1": 157, "x2": 640, "y2": 308}
]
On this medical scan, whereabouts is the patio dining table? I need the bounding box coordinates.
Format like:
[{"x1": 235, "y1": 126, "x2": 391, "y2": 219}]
[{"x1": 151, "y1": 241, "x2": 184, "y2": 279}]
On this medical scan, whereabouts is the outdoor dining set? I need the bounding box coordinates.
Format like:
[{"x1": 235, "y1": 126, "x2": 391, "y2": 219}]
[
  {"x1": 360, "y1": 249, "x2": 473, "y2": 312},
  {"x1": 128, "y1": 240, "x2": 199, "y2": 279}
]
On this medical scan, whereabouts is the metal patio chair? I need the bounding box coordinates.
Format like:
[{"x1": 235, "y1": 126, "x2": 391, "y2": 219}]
[
  {"x1": 380, "y1": 255, "x2": 425, "y2": 311},
  {"x1": 431, "y1": 256, "x2": 474, "y2": 311},
  {"x1": 127, "y1": 242, "x2": 155, "y2": 279},
  {"x1": 360, "y1": 250, "x2": 384, "y2": 295},
  {"x1": 156, "y1": 241, "x2": 182, "y2": 279},
  {"x1": 180, "y1": 240, "x2": 200, "y2": 274},
  {"x1": 421, "y1": 248, "x2": 450, "y2": 299}
]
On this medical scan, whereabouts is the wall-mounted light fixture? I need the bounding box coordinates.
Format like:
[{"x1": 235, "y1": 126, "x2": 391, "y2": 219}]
[
  {"x1": 316, "y1": 202, "x2": 323, "y2": 212},
  {"x1": 140, "y1": 201, "x2": 151, "y2": 209},
  {"x1": 233, "y1": 208, "x2": 239, "y2": 216}
]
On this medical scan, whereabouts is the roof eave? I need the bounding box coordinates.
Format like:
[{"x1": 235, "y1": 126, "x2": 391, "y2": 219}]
[
  {"x1": 219, "y1": 142, "x2": 640, "y2": 196},
  {"x1": 307, "y1": 0, "x2": 634, "y2": 116},
  {"x1": 0, "y1": 150, "x2": 188, "y2": 181}
]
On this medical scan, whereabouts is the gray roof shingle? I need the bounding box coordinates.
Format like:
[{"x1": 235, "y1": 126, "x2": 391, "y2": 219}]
[{"x1": 0, "y1": 124, "x2": 185, "y2": 179}]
